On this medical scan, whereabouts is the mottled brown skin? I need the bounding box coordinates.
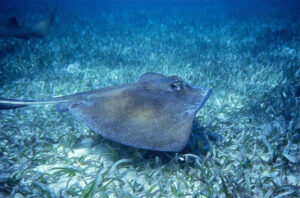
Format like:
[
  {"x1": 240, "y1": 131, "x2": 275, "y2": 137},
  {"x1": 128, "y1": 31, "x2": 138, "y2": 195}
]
[
  {"x1": 0, "y1": 73, "x2": 211, "y2": 152},
  {"x1": 60, "y1": 73, "x2": 211, "y2": 152}
]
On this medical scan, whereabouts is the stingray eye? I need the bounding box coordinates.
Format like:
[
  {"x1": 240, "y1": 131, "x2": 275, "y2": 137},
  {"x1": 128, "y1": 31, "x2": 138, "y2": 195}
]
[{"x1": 171, "y1": 80, "x2": 183, "y2": 91}]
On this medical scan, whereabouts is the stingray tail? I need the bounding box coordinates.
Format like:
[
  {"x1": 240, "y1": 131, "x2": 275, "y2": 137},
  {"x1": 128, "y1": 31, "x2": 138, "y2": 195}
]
[
  {"x1": 0, "y1": 98, "x2": 28, "y2": 110},
  {"x1": 0, "y1": 97, "x2": 68, "y2": 110}
]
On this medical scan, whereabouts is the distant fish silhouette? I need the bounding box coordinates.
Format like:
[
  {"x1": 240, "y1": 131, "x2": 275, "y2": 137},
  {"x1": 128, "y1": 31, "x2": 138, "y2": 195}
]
[
  {"x1": 0, "y1": 10, "x2": 55, "y2": 39},
  {"x1": 0, "y1": 73, "x2": 211, "y2": 152}
]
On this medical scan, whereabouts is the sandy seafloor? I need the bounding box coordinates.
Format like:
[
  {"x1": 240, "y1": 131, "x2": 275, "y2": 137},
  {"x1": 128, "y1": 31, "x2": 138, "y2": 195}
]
[{"x1": 0, "y1": 0, "x2": 299, "y2": 197}]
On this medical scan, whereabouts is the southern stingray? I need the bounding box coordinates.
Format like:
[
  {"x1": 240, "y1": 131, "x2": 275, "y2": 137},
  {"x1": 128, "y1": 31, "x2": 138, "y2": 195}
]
[
  {"x1": 0, "y1": 10, "x2": 55, "y2": 39},
  {"x1": 0, "y1": 73, "x2": 211, "y2": 152}
]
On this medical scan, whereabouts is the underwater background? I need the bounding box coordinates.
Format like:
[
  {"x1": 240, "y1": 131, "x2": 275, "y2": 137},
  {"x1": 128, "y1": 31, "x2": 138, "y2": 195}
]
[{"x1": 0, "y1": 0, "x2": 299, "y2": 197}]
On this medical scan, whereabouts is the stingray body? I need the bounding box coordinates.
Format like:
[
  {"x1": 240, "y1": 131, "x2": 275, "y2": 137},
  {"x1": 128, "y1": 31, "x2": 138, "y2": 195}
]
[
  {"x1": 0, "y1": 73, "x2": 211, "y2": 152},
  {"x1": 0, "y1": 10, "x2": 55, "y2": 39}
]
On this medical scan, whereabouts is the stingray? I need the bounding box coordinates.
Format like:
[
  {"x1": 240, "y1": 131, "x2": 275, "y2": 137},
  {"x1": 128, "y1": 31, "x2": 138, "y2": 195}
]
[
  {"x1": 0, "y1": 10, "x2": 55, "y2": 39},
  {"x1": 0, "y1": 73, "x2": 211, "y2": 152}
]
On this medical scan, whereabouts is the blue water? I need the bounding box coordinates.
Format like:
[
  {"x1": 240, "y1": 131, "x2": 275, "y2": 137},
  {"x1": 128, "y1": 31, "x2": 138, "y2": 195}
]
[{"x1": 0, "y1": 0, "x2": 299, "y2": 83}]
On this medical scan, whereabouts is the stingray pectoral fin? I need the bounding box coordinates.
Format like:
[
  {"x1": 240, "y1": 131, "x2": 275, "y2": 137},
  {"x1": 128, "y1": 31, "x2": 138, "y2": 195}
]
[
  {"x1": 31, "y1": 9, "x2": 56, "y2": 37},
  {"x1": 6, "y1": 17, "x2": 20, "y2": 29},
  {"x1": 68, "y1": 93, "x2": 194, "y2": 152},
  {"x1": 56, "y1": 101, "x2": 72, "y2": 112},
  {"x1": 138, "y1": 72, "x2": 166, "y2": 82}
]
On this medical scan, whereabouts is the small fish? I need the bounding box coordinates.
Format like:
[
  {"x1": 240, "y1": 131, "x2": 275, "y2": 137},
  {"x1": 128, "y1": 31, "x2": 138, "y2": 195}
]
[
  {"x1": 0, "y1": 10, "x2": 55, "y2": 39},
  {"x1": 0, "y1": 73, "x2": 211, "y2": 152}
]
